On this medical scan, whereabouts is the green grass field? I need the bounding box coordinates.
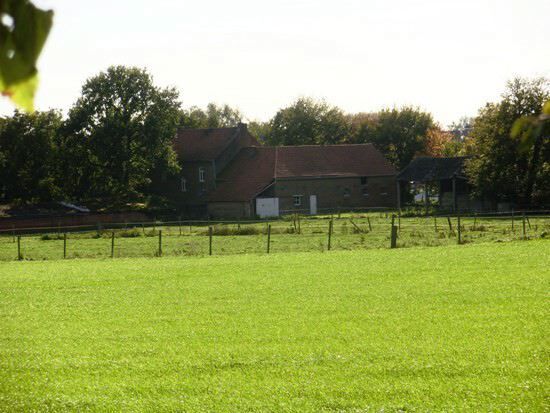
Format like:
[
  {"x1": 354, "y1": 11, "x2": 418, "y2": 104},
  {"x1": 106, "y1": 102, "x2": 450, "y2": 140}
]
[
  {"x1": 1, "y1": 213, "x2": 548, "y2": 261},
  {"x1": 0, "y1": 240, "x2": 548, "y2": 411}
]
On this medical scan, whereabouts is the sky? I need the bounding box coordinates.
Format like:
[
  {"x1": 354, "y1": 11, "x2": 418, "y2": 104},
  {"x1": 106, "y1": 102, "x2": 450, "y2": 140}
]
[{"x1": 2, "y1": 0, "x2": 549, "y2": 126}]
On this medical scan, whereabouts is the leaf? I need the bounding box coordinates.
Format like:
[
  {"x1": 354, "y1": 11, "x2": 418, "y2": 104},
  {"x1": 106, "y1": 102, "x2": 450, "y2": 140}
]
[
  {"x1": 0, "y1": 0, "x2": 53, "y2": 111},
  {"x1": 3, "y1": 72, "x2": 39, "y2": 112}
]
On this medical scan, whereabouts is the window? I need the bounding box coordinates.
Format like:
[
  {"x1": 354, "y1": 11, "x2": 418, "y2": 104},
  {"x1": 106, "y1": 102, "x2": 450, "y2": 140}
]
[
  {"x1": 360, "y1": 177, "x2": 368, "y2": 185},
  {"x1": 199, "y1": 167, "x2": 205, "y2": 183},
  {"x1": 362, "y1": 187, "x2": 369, "y2": 197},
  {"x1": 180, "y1": 177, "x2": 187, "y2": 192},
  {"x1": 343, "y1": 188, "x2": 351, "y2": 198},
  {"x1": 293, "y1": 195, "x2": 303, "y2": 206}
]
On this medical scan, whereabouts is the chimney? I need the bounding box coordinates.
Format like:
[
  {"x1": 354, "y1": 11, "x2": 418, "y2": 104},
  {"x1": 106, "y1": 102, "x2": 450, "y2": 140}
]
[{"x1": 238, "y1": 122, "x2": 247, "y2": 132}]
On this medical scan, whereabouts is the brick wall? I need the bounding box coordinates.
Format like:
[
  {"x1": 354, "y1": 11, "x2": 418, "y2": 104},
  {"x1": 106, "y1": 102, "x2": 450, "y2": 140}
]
[
  {"x1": 208, "y1": 202, "x2": 252, "y2": 218},
  {"x1": 273, "y1": 175, "x2": 396, "y2": 213},
  {"x1": 0, "y1": 212, "x2": 149, "y2": 231}
]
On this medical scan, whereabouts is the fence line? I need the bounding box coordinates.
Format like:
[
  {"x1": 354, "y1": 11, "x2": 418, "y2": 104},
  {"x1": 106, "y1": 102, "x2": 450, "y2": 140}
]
[{"x1": 1, "y1": 213, "x2": 548, "y2": 262}]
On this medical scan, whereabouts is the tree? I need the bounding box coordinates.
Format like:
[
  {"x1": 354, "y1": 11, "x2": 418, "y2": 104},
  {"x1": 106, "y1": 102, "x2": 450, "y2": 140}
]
[
  {"x1": 0, "y1": 0, "x2": 53, "y2": 111},
  {"x1": 178, "y1": 103, "x2": 243, "y2": 129},
  {"x1": 353, "y1": 107, "x2": 434, "y2": 169},
  {"x1": 266, "y1": 97, "x2": 351, "y2": 146},
  {"x1": 511, "y1": 100, "x2": 550, "y2": 205},
  {"x1": 64, "y1": 66, "x2": 181, "y2": 200},
  {"x1": 0, "y1": 110, "x2": 62, "y2": 202},
  {"x1": 465, "y1": 77, "x2": 549, "y2": 206}
]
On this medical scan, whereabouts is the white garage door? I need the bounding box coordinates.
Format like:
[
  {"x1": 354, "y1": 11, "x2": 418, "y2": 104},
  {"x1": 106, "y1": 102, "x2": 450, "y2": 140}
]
[{"x1": 256, "y1": 197, "x2": 279, "y2": 218}]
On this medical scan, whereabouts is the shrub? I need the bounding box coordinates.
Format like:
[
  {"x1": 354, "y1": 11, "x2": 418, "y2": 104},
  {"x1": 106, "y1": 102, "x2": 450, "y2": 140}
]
[{"x1": 118, "y1": 229, "x2": 142, "y2": 238}]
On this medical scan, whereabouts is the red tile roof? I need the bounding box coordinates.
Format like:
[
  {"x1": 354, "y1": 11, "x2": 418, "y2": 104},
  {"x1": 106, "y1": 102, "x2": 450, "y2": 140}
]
[
  {"x1": 209, "y1": 144, "x2": 396, "y2": 202},
  {"x1": 173, "y1": 127, "x2": 240, "y2": 161},
  {"x1": 275, "y1": 144, "x2": 396, "y2": 178},
  {"x1": 208, "y1": 147, "x2": 276, "y2": 202}
]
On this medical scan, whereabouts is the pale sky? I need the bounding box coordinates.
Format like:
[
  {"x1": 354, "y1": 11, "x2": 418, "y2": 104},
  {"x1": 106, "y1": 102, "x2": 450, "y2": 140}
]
[{"x1": 3, "y1": 0, "x2": 549, "y2": 126}]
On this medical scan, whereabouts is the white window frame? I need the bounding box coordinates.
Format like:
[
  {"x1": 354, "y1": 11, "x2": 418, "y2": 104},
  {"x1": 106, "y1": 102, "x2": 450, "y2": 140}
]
[
  {"x1": 293, "y1": 195, "x2": 303, "y2": 207},
  {"x1": 199, "y1": 167, "x2": 205, "y2": 183},
  {"x1": 180, "y1": 177, "x2": 187, "y2": 192}
]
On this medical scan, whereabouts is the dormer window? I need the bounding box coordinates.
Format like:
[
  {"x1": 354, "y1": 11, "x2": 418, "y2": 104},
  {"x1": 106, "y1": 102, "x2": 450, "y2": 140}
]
[{"x1": 199, "y1": 167, "x2": 205, "y2": 183}]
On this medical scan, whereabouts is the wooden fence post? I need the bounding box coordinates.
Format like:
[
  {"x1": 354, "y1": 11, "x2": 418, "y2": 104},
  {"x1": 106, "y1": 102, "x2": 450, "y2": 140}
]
[
  {"x1": 63, "y1": 233, "x2": 67, "y2": 259},
  {"x1": 267, "y1": 224, "x2": 271, "y2": 254},
  {"x1": 522, "y1": 213, "x2": 526, "y2": 240},
  {"x1": 447, "y1": 216, "x2": 453, "y2": 232},
  {"x1": 209, "y1": 226, "x2": 213, "y2": 256},
  {"x1": 158, "y1": 230, "x2": 162, "y2": 257},
  {"x1": 391, "y1": 214, "x2": 395, "y2": 228},
  {"x1": 111, "y1": 231, "x2": 115, "y2": 258},
  {"x1": 433, "y1": 216, "x2": 437, "y2": 232},
  {"x1": 367, "y1": 216, "x2": 372, "y2": 231},
  {"x1": 17, "y1": 235, "x2": 21, "y2": 260},
  {"x1": 390, "y1": 224, "x2": 398, "y2": 249},
  {"x1": 327, "y1": 219, "x2": 333, "y2": 251},
  {"x1": 457, "y1": 215, "x2": 462, "y2": 244},
  {"x1": 179, "y1": 217, "x2": 182, "y2": 236},
  {"x1": 398, "y1": 211, "x2": 401, "y2": 231},
  {"x1": 298, "y1": 214, "x2": 301, "y2": 234}
]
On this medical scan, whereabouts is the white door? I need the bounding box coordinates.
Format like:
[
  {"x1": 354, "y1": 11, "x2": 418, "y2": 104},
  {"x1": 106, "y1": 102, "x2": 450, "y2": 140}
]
[
  {"x1": 309, "y1": 195, "x2": 317, "y2": 215},
  {"x1": 256, "y1": 198, "x2": 279, "y2": 218}
]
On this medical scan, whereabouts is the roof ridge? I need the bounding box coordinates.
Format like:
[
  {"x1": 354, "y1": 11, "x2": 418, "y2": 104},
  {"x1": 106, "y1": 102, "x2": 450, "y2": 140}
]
[
  {"x1": 272, "y1": 143, "x2": 375, "y2": 149},
  {"x1": 176, "y1": 126, "x2": 238, "y2": 133}
]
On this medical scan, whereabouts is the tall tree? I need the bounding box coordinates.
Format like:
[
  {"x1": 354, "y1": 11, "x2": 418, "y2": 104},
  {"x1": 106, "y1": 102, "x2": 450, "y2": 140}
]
[
  {"x1": 354, "y1": 107, "x2": 434, "y2": 169},
  {"x1": 179, "y1": 103, "x2": 243, "y2": 129},
  {"x1": 0, "y1": 110, "x2": 62, "y2": 203},
  {"x1": 266, "y1": 98, "x2": 351, "y2": 146},
  {"x1": 465, "y1": 77, "x2": 549, "y2": 206},
  {"x1": 64, "y1": 66, "x2": 181, "y2": 200}
]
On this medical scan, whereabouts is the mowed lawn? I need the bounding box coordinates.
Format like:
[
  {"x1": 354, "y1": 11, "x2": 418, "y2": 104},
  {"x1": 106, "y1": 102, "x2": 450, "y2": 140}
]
[{"x1": 0, "y1": 242, "x2": 548, "y2": 412}]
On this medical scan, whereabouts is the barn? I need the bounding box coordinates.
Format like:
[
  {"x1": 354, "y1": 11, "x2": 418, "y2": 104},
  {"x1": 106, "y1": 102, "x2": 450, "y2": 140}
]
[{"x1": 207, "y1": 144, "x2": 397, "y2": 218}]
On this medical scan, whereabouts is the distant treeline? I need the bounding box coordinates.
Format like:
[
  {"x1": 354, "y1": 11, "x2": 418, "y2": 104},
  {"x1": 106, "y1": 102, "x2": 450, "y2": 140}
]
[{"x1": 0, "y1": 66, "x2": 548, "y2": 208}]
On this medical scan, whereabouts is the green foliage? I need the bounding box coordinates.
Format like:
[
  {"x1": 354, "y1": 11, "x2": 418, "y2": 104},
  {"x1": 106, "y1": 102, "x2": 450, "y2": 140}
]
[
  {"x1": 266, "y1": 97, "x2": 351, "y2": 146},
  {"x1": 466, "y1": 78, "x2": 550, "y2": 206},
  {"x1": 179, "y1": 103, "x2": 242, "y2": 129},
  {"x1": 247, "y1": 120, "x2": 272, "y2": 144},
  {"x1": 353, "y1": 106, "x2": 434, "y2": 169},
  {"x1": 0, "y1": 0, "x2": 53, "y2": 111},
  {"x1": 0, "y1": 110, "x2": 63, "y2": 202},
  {"x1": 63, "y1": 66, "x2": 182, "y2": 200},
  {"x1": 0, "y1": 242, "x2": 547, "y2": 411}
]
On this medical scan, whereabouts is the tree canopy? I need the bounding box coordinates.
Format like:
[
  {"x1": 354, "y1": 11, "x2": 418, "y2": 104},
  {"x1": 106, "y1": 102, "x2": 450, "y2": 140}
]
[
  {"x1": 352, "y1": 107, "x2": 434, "y2": 170},
  {"x1": 0, "y1": 110, "x2": 62, "y2": 203},
  {"x1": 465, "y1": 77, "x2": 549, "y2": 206},
  {"x1": 179, "y1": 103, "x2": 243, "y2": 129},
  {"x1": 62, "y1": 66, "x2": 181, "y2": 200},
  {"x1": 265, "y1": 98, "x2": 351, "y2": 146}
]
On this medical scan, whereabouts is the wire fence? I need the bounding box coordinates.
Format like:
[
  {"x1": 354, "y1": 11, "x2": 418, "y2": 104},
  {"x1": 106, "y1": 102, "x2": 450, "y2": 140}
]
[{"x1": 0, "y1": 212, "x2": 548, "y2": 261}]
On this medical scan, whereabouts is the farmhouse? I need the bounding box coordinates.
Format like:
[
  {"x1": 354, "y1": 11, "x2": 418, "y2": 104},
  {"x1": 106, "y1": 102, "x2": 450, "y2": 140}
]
[
  {"x1": 172, "y1": 125, "x2": 397, "y2": 218},
  {"x1": 171, "y1": 123, "x2": 259, "y2": 216}
]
